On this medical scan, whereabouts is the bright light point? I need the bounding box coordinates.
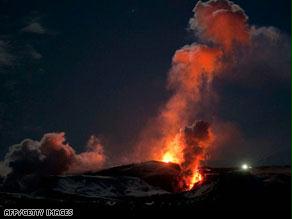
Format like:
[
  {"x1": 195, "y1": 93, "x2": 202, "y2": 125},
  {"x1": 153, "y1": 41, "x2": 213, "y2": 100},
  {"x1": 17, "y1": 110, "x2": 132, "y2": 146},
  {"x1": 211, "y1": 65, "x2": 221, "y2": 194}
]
[
  {"x1": 241, "y1": 163, "x2": 250, "y2": 170},
  {"x1": 162, "y1": 152, "x2": 174, "y2": 163}
]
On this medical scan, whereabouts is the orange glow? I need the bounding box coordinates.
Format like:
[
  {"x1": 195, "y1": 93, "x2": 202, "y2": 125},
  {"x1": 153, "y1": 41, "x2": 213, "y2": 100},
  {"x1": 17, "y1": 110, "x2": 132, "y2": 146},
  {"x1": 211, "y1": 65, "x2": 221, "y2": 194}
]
[
  {"x1": 193, "y1": 0, "x2": 250, "y2": 51},
  {"x1": 134, "y1": 0, "x2": 251, "y2": 192},
  {"x1": 159, "y1": 127, "x2": 211, "y2": 190},
  {"x1": 153, "y1": 45, "x2": 220, "y2": 190},
  {"x1": 188, "y1": 170, "x2": 203, "y2": 190},
  {"x1": 161, "y1": 135, "x2": 184, "y2": 164},
  {"x1": 162, "y1": 152, "x2": 176, "y2": 163}
]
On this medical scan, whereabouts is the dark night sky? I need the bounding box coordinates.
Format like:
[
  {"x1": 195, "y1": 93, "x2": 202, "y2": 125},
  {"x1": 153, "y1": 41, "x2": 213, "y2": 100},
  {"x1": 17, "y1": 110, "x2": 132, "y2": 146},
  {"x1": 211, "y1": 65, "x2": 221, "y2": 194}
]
[{"x1": 0, "y1": 0, "x2": 290, "y2": 166}]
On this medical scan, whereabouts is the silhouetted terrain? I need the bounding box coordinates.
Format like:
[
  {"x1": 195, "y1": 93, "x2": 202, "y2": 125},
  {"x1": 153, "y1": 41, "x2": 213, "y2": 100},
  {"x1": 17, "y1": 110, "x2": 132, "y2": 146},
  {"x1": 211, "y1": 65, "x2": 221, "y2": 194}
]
[{"x1": 0, "y1": 161, "x2": 290, "y2": 216}]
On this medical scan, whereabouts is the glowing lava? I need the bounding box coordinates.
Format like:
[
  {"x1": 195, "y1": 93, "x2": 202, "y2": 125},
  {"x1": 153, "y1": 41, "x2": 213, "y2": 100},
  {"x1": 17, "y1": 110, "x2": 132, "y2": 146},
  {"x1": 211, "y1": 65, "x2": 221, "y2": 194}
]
[
  {"x1": 162, "y1": 152, "x2": 176, "y2": 163},
  {"x1": 161, "y1": 150, "x2": 204, "y2": 190},
  {"x1": 161, "y1": 135, "x2": 183, "y2": 164},
  {"x1": 188, "y1": 170, "x2": 203, "y2": 189},
  {"x1": 160, "y1": 128, "x2": 207, "y2": 191}
]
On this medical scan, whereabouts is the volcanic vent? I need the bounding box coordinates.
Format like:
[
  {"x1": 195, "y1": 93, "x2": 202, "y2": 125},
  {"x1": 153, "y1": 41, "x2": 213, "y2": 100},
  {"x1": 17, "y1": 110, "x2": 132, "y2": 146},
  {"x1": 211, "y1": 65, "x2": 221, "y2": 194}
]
[{"x1": 134, "y1": 0, "x2": 250, "y2": 191}]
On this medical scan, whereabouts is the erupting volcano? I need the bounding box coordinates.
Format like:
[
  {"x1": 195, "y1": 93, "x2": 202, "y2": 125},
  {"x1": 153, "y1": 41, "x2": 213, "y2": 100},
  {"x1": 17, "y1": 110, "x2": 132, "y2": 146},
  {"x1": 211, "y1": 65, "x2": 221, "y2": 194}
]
[
  {"x1": 0, "y1": 0, "x2": 252, "y2": 193},
  {"x1": 135, "y1": 0, "x2": 250, "y2": 191},
  {"x1": 0, "y1": 0, "x2": 290, "y2": 216},
  {"x1": 160, "y1": 121, "x2": 213, "y2": 190}
]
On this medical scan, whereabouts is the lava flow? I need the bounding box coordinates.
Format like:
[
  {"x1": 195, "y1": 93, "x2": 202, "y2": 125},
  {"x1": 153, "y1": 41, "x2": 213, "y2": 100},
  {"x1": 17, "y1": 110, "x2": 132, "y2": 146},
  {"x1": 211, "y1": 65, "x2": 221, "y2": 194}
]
[
  {"x1": 160, "y1": 121, "x2": 213, "y2": 190},
  {"x1": 161, "y1": 142, "x2": 203, "y2": 190}
]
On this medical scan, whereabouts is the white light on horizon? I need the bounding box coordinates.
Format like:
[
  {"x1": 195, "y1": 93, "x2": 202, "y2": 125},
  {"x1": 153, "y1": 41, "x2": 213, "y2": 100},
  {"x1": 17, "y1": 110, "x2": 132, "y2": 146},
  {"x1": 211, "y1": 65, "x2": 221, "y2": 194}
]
[{"x1": 241, "y1": 163, "x2": 251, "y2": 170}]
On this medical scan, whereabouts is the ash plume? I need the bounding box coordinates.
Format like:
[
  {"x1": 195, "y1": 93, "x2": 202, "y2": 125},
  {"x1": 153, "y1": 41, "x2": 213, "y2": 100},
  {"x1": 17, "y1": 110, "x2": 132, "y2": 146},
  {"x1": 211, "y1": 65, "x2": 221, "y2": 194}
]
[
  {"x1": 67, "y1": 135, "x2": 106, "y2": 174},
  {"x1": 0, "y1": 0, "x2": 289, "y2": 191},
  {"x1": 177, "y1": 121, "x2": 213, "y2": 189},
  {"x1": 181, "y1": 121, "x2": 211, "y2": 171},
  {"x1": 135, "y1": 0, "x2": 250, "y2": 163},
  {"x1": 135, "y1": 0, "x2": 290, "y2": 171},
  {"x1": 189, "y1": 0, "x2": 249, "y2": 50},
  {"x1": 0, "y1": 132, "x2": 105, "y2": 189}
]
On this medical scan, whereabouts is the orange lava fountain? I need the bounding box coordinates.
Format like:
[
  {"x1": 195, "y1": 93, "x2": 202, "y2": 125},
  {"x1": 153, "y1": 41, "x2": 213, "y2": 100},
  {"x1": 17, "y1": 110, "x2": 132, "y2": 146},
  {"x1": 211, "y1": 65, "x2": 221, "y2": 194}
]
[{"x1": 159, "y1": 123, "x2": 214, "y2": 190}]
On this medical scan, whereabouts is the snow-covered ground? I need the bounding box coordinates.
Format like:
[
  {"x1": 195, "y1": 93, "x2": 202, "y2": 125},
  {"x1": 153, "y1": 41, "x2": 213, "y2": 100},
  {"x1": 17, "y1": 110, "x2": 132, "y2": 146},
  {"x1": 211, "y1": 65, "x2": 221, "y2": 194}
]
[{"x1": 54, "y1": 175, "x2": 168, "y2": 198}]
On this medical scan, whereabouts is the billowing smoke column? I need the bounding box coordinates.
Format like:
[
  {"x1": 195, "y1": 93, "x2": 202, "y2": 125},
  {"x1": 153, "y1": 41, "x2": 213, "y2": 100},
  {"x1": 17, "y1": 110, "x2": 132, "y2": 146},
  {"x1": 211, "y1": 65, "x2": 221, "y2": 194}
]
[
  {"x1": 1, "y1": 0, "x2": 284, "y2": 192},
  {"x1": 0, "y1": 132, "x2": 105, "y2": 189},
  {"x1": 179, "y1": 121, "x2": 212, "y2": 189},
  {"x1": 190, "y1": 0, "x2": 249, "y2": 50},
  {"x1": 135, "y1": 0, "x2": 250, "y2": 189}
]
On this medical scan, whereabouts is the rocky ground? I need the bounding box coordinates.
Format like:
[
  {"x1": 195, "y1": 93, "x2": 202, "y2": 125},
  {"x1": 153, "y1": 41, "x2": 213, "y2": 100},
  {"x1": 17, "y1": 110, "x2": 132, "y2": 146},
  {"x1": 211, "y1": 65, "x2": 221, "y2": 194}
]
[{"x1": 0, "y1": 161, "x2": 290, "y2": 216}]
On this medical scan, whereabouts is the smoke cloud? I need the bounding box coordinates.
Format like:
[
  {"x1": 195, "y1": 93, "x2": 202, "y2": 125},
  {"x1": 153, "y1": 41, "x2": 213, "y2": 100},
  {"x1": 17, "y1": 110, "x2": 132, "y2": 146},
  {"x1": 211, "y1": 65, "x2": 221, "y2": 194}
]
[
  {"x1": 178, "y1": 121, "x2": 213, "y2": 188},
  {"x1": 135, "y1": 0, "x2": 250, "y2": 164},
  {"x1": 182, "y1": 121, "x2": 211, "y2": 170},
  {"x1": 0, "y1": 132, "x2": 105, "y2": 188},
  {"x1": 189, "y1": 0, "x2": 249, "y2": 50},
  {"x1": 0, "y1": 0, "x2": 289, "y2": 190},
  {"x1": 224, "y1": 26, "x2": 291, "y2": 84}
]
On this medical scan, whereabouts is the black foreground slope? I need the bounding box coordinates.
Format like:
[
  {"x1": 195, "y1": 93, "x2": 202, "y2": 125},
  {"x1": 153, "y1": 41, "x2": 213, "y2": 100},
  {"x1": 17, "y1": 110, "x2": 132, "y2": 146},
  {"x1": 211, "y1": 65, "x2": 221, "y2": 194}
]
[{"x1": 0, "y1": 161, "x2": 290, "y2": 215}]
